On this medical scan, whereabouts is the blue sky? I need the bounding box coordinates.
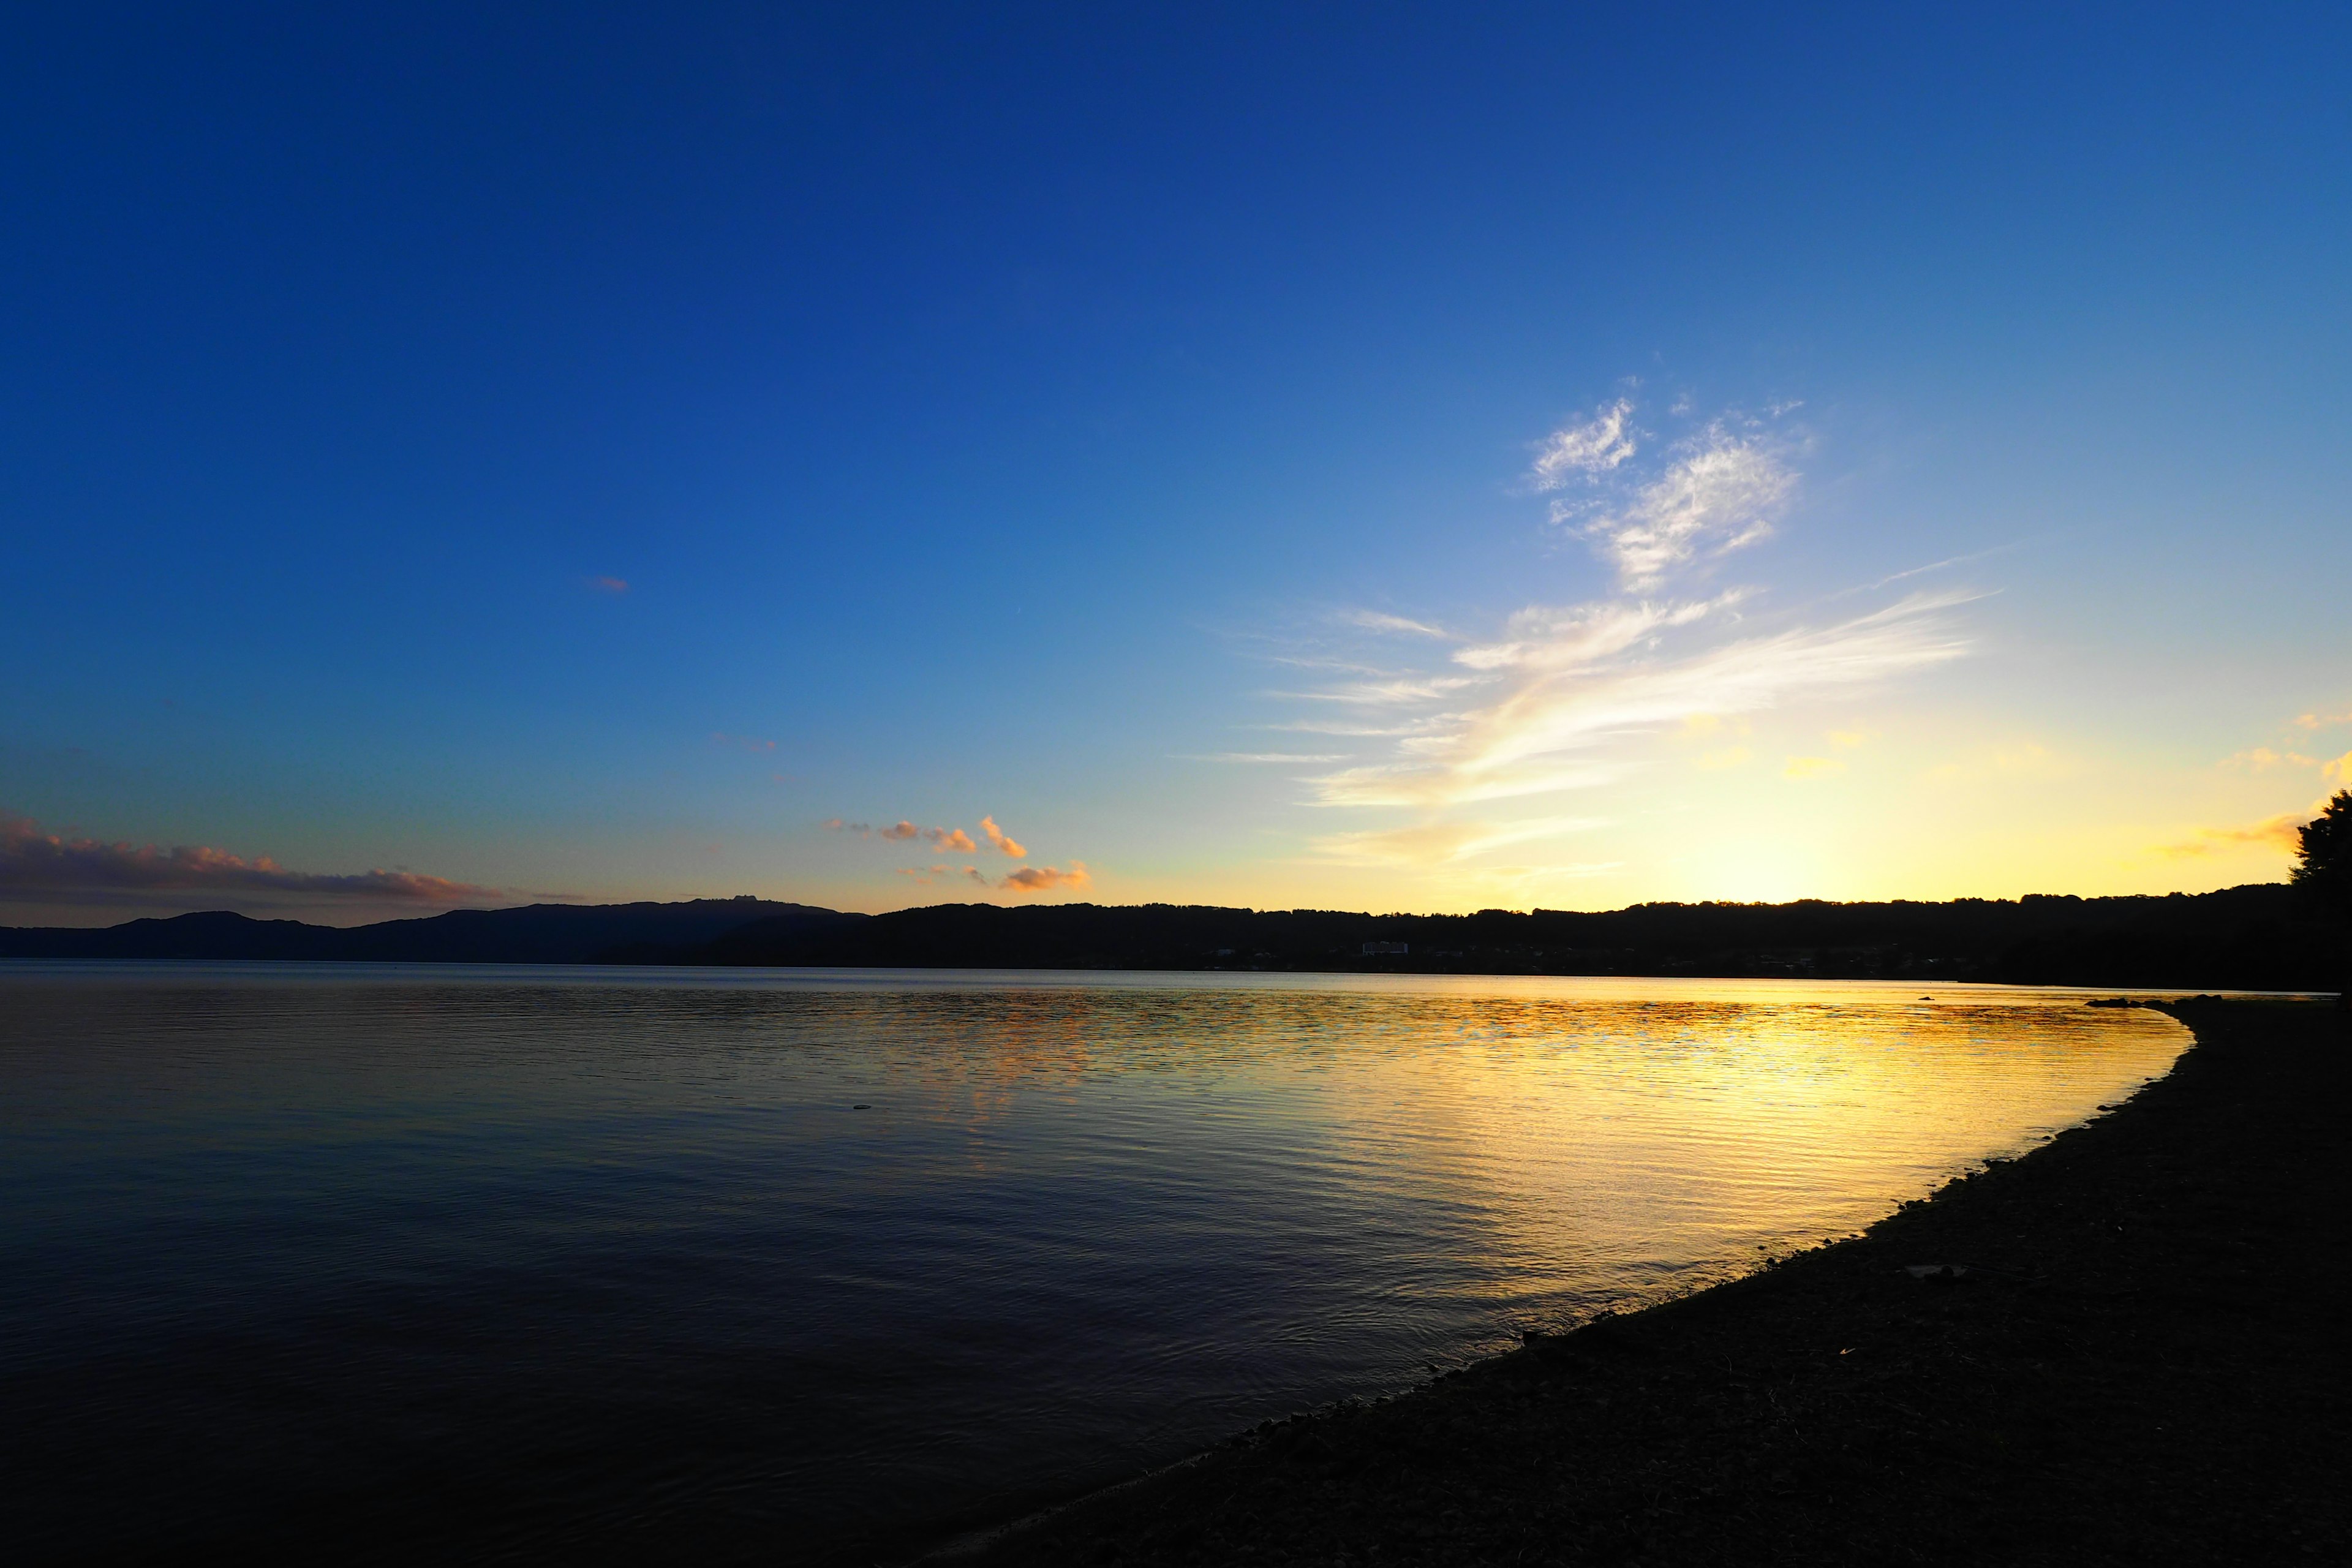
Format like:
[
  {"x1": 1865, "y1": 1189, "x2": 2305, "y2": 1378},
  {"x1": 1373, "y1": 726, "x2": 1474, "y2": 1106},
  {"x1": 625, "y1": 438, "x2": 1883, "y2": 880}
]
[{"x1": 4, "y1": 3, "x2": 2348, "y2": 923}]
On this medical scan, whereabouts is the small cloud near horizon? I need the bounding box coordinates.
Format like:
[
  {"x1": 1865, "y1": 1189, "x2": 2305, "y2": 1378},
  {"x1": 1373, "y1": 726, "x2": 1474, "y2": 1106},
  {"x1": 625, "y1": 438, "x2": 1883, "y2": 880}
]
[
  {"x1": 2151, "y1": 812, "x2": 2309, "y2": 859},
  {"x1": 1001, "y1": 862, "x2": 1088, "y2": 894},
  {"x1": 835, "y1": 813, "x2": 1049, "y2": 872},
  {"x1": 892, "y1": 859, "x2": 1088, "y2": 894}
]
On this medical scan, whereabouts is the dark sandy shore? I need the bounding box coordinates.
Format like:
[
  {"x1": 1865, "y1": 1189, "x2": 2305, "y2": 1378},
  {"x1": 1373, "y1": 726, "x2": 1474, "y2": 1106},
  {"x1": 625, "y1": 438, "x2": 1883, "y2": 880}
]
[{"x1": 965, "y1": 999, "x2": 2349, "y2": 1566}]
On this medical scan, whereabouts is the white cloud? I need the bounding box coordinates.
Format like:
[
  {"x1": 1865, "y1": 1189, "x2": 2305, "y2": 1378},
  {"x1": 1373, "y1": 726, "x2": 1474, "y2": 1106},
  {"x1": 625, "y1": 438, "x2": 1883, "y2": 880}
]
[
  {"x1": 1530, "y1": 399, "x2": 1637, "y2": 488},
  {"x1": 1571, "y1": 422, "x2": 1796, "y2": 589}
]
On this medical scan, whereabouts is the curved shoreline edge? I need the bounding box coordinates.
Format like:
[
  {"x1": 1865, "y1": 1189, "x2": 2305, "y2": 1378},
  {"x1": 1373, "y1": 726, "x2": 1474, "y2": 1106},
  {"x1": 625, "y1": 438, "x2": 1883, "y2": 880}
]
[{"x1": 946, "y1": 998, "x2": 2348, "y2": 1567}]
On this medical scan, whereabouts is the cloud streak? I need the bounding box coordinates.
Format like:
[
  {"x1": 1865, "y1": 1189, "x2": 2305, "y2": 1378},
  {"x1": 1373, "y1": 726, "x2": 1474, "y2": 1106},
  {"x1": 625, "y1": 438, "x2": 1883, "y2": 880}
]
[
  {"x1": 1189, "y1": 752, "x2": 1350, "y2": 764},
  {"x1": 1340, "y1": 609, "x2": 1453, "y2": 639},
  {"x1": 2152, "y1": 812, "x2": 2308, "y2": 859},
  {"x1": 1313, "y1": 816, "x2": 1604, "y2": 867},
  {"x1": 979, "y1": 815, "x2": 1027, "y2": 858},
  {"x1": 0, "y1": 813, "x2": 503, "y2": 903}
]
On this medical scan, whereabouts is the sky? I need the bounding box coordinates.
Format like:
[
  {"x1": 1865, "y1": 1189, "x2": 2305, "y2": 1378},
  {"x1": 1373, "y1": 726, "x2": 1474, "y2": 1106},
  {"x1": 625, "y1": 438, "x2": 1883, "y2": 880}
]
[{"x1": 2, "y1": 2, "x2": 2348, "y2": 925}]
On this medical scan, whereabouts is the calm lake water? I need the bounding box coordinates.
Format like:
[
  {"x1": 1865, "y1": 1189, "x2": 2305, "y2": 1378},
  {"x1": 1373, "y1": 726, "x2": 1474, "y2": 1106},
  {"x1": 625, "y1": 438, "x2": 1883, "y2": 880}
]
[{"x1": 1, "y1": 965, "x2": 2186, "y2": 1562}]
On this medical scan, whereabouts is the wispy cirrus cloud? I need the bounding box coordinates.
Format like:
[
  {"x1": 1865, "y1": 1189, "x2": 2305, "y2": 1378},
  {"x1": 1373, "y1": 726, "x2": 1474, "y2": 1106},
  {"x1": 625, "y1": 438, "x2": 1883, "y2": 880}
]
[
  {"x1": 1338, "y1": 609, "x2": 1453, "y2": 639},
  {"x1": 1188, "y1": 752, "x2": 1351, "y2": 764},
  {"x1": 0, "y1": 812, "x2": 504, "y2": 903},
  {"x1": 1308, "y1": 594, "x2": 1970, "y2": 809},
  {"x1": 1574, "y1": 422, "x2": 1798, "y2": 589},
  {"x1": 1531, "y1": 399, "x2": 1801, "y2": 589},
  {"x1": 1451, "y1": 594, "x2": 1735, "y2": 673},
  {"x1": 1282, "y1": 674, "x2": 1482, "y2": 707},
  {"x1": 1246, "y1": 391, "x2": 1974, "y2": 881},
  {"x1": 1529, "y1": 398, "x2": 1637, "y2": 486}
]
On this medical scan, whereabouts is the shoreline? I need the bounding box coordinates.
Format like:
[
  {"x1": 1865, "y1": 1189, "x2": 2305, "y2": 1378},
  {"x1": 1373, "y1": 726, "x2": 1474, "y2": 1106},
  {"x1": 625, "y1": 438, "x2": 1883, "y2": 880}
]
[{"x1": 959, "y1": 998, "x2": 2349, "y2": 1566}]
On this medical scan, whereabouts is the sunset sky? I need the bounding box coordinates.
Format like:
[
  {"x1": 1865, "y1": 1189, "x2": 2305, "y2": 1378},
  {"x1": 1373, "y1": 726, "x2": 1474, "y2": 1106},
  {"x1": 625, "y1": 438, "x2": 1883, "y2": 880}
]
[{"x1": 4, "y1": 4, "x2": 2347, "y2": 924}]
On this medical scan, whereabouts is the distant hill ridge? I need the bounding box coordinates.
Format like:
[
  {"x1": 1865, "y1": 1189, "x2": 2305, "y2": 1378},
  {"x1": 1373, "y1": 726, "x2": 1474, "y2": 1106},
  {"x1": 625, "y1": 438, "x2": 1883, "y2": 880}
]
[
  {"x1": 2, "y1": 885, "x2": 2343, "y2": 989},
  {"x1": 0, "y1": 897, "x2": 856, "y2": 964}
]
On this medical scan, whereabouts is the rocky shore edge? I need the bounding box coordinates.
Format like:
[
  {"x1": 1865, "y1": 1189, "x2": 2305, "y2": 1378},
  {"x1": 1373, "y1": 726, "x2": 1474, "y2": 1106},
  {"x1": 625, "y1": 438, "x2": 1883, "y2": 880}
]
[{"x1": 954, "y1": 998, "x2": 2348, "y2": 1566}]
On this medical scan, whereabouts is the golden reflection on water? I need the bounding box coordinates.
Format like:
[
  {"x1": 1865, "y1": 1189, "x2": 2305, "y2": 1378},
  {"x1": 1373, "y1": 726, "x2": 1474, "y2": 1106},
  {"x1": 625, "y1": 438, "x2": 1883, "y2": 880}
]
[{"x1": 784, "y1": 974, "x2": 2185, "y2": 1328}]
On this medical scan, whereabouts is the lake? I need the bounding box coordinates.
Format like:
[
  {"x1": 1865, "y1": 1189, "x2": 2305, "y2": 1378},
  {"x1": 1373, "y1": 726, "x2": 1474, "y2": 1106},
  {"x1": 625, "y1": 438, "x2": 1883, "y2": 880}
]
[{"x1": 0, "y1": 965, "x2": 2186, "y2": 1562}]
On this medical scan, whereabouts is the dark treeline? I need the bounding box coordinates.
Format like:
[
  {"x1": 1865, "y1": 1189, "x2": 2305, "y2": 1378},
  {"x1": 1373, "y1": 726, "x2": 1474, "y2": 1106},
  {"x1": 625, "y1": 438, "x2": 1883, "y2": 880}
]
[
  {"x1": 3, "y1": 884, "x2": 2343, "y2": 990},
  {"x1": 647, "y1": 883, "x2": 2343, "y2": 990}
]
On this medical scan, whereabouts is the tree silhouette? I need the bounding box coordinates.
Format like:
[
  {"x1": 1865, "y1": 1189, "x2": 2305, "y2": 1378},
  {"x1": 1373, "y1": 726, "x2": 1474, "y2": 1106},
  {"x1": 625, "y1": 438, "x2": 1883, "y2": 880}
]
[{"x1": 2292, "y1": 788, "x2": 2352, "y2": 920}]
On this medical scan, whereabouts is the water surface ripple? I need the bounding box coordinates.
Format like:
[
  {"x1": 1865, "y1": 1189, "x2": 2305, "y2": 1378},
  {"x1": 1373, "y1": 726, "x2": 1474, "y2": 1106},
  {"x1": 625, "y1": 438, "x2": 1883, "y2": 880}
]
[{"x1": 0, "y1": 966, "x2": 2185, "y2": 1562}]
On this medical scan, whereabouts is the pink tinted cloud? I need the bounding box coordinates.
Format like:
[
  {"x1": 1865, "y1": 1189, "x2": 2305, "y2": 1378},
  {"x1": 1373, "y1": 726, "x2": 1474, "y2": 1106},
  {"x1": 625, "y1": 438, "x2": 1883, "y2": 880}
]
[
  {"x1": 0, "y1": 812, "x2": 503, "y2": 902},
  {"x1": 588, "y1": 576, "x2": 629, "y2": 594},
  {"x1": 999, "y1": 861, "x2": 1090, "y2": 895},
  {"x1": 822, "y1": 818, "x2": 873, "y2": 837},
  {"x1": 927, "y1": 827, "x2": 978, "y2": 853},
  {"x1": 879, "y1": 821, "x2": 922, "y2": 842},
  {"x1": 979, "y1": 815, "x2": 1027, "y2": 858}
]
